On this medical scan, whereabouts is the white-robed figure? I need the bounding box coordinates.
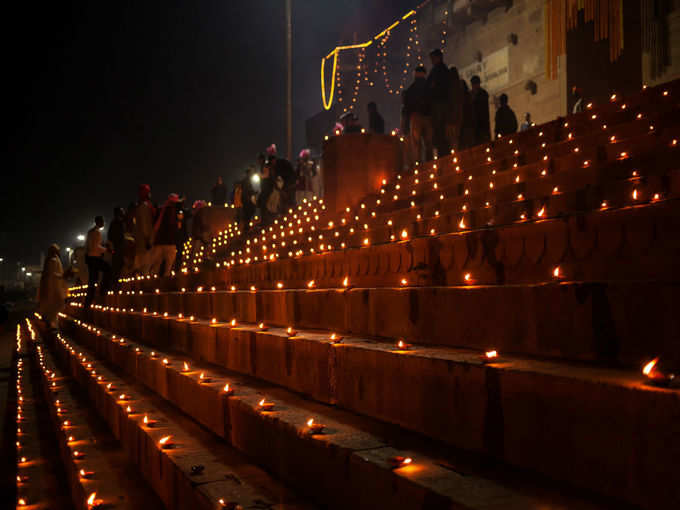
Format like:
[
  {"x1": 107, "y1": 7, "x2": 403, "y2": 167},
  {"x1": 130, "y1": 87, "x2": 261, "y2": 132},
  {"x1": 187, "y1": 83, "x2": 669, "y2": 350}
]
[{"x1": 38, "y1": 244, "x2": 67, "y2": 328}]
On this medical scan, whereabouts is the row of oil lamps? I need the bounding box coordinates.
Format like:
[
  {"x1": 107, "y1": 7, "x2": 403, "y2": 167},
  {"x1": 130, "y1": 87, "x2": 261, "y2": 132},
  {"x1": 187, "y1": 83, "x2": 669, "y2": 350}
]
[
  {"x1": 66, "y1": 315, "x2": 419, "y2": 471},
  {"x1": 69, "y1": 302, "x2": 680, "y2": 391}
]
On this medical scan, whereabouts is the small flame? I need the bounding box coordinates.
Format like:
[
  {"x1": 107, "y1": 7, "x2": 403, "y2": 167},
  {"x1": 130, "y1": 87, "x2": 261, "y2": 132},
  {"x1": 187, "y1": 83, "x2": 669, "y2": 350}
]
[
  {"x1": 143, "y1": 415, "x2": 148, "y2": 424},
  {"x1": 87, "y1": 492, "x2": 96, "y2": 506},
  {"x1": 211, "y1": 318, "x2": 217, "y2": 324},
  {"x1": 632, "y1": 189, "x2": 638, "y2": 200},
  {"x1": 402, "y1": 457, "x2": 413, "y2": 465},
  {"x1": 80, "y1": 469, "x2": 86, "y2": 476},
  {"x1": 643, "y1": 358, "x2": 658, "y2": 377},
  {"x1": 537, "y1": 206, "x2": 545, "y2": 217},
  {"x1": 485, "y1": 350, "x2": 498, "y2": 359},
  {"x1": 18, "y1": 498, "x2": 27, "y2": 506},
  {"x1": 230, "y1": 319, "x2": 236, "y2": 327},
  {"x1": 126, "y1": 405, "x2": 131, "y2": 413},
  {"x1": 162, "y1": 358, "x2": 169, "y2": 365},
  {"x1": 307, "y1": 418, "x2": 314, "y2": 427},
  {"x1": 458, "y1": 217, "x2": 466, "y2": 229},
  {"x1": 342, "y1": 276, "x2": 349, "y2": 287},
  {"x1": 183, "y1": 362, "x2": 189, "y2": 371},
  {"x1": 199, "y1": 372, "x2": 205, "y2": 380},
  {"x1": 307, "y1": 280, "x2": 315, "y2": 288},
  {"x1": 223, "y1": 383, "x2": 230, "y2": 393},
  {"x1": 397, "y1": 340, "x2": 406, "y2": 349},
  {"x1": 259, "y1": 398, "x2": 266, "y2": 406},
  {"x1": 259, "y1": 322, "x2": 265, "y2": 329},
  {"x1": 464, "y1": 273, "x2": 471, "y2": 282},
  {"x1": 553, "y1": 266, "x2": 561, "y2": 278},
  {"x1": 159, "y1": 435, "x2": 171, "y2": 445}
]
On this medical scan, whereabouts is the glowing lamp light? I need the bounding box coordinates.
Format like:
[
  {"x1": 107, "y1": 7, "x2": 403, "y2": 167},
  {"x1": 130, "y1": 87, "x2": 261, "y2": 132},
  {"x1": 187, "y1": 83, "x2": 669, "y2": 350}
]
[
  {"x1": 553, "y1": 266, "x2": 563, "y2": 279},
  {"x1": 389, "y1": 456, "x2": 413, "y2": 469},
  {"x1": 183, "y1": 362, "x2": 190, "y2": 372},
  {"x1": 258, "y1": 398, "x2": 275, "y2": 411},
  {"x1": 126, "y1": 405, "x2": 132, "y2": 414},
  {"x1": 18, "y1": 498, "x2": 27, "y2": 506},
  {"x1": 400, "y1": 278, "x2": 408, "y2": 286},
  {"x1": 162, "y1": 358, "x2": 169, "y2": 366},
  {"x1": 211, "y1": 318, "x2": 217, "y2": 324},
  {"x1": 342, "y1": 276, "x2": 349, "y2": 287},
  {"x1": 307, "y1": 280, "x2": 316, "y2": 288},
  {"x1": 396, "y1": 339, "x2": 411, "y2": 350},
  {"x1": 159, "y1": 435, "x2": 173, "y2": 448},
  {"x1": 537, "y1": 206, "x2": 545, "y2": 218},
  {"x1": 199, "y1": 372, "x2": 210, "y2": 383},
  {"x1": 276, "y1": 282, "x2": 284, "y2": 289},
  {"x1": 80, "y1": 468, "x2": 94, "y2": 479},
  {"x1": 481, "y1": 350, "x2": 499, "y2": 363},
  {"x1": 306, "y1": 418, "x2": 325, "y2": 434},
  {"x1": 287, "y1": 327, "x2": 297, "y2": 337},
  {"x1": 223, "y1": 383, "x2": 233, "y2": 395},
  {"x1": 143, "y1": 415, "x2": 156, "y2": 427},
  {"x1": 329, "y1": 333, "x2": 343, "y2": 344},
  {"x1": 73, "y1": 450, "x2": 85, "y2": 459},
  {"x1": 464, "y1": 273, "x2": 472, "y2": 283},
  {"x1": 632, "y1": 189, "x2": 639, "y2": 200},
  {"x1": 258, "y1": 322, "x2": 268, "y2": 331}
]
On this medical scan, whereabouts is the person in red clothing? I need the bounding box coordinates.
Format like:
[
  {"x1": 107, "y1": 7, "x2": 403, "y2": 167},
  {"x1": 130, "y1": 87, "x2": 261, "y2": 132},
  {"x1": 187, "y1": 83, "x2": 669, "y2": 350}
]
[{"x1": 149, "y1": 193, "x2": 181, "y2": 277}]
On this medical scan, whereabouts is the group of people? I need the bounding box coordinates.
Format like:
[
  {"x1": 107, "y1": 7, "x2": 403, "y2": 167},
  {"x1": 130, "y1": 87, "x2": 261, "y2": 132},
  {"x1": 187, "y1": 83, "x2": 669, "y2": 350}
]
[
  {"x1": 401, "y1": 48, "x2": 520, "y2": 166},
  {"x1": 231, "y1": 144, "x2": 320, "y2": 230}
]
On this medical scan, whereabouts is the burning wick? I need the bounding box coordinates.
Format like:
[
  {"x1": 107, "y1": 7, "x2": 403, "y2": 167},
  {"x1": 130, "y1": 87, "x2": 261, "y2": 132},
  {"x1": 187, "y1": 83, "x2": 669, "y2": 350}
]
[
  {"x1": 395, "y1": 339, "x2": 411, "y2": 350},
  {"x1": 229, "y1": 318, "x2": 237, "y2": 327},
  {"x1": 143, "y1": 415, "x2": 156, "y2": 427},
  {"x1": 159, "y1": 435, "x2": 173, "y2": 448},
  {"x1": 329, "y1": 333, "x2": 343, "y2": 344},
  {"x1": 553, "y1": 266, "x2": 563, "y2": 279},
  {"x1": 199, "y1": 372, "x2": 210, "y2": 383},
  {"x1": 73, "y1": 450, "x2": 85, "y2": 459},
  {"x1": 481, "y1": 350, "x2": 499, "y2": 363},
  {"x1": 223, "y1": 383, "x2": 233, "y2": 395},
  {"x1": 183, "y1": 362, "x2": 190, "y2": 372},
  {"x1": 126, "y1": 405, "x2": 132, "y2": 414},
  {"x1": 118, "y1": 393, "x2": 129, "y2": 401},
  {"x1": 258, "y1": 398, "x2": 275, "y2": 411},
  {"x1": 389, "y1": 456, "x2": 413, "y2": 469},
  {"x1": 306, "y1": 418, "x2": 325, "y2": 434},
  {"x1": 162, "y1": 358, "x2": 169, "y2": 366},
  {"x1": 87, "y1": 491, "x2": 103, "y2": 509},
  {"x1": 642, "y1": 358, "x2": 677, "y2": 387},
  {"x1": 80, "y1": 468, "x2": 94, "y2": 479},
  {"x1": 258, "y1": 322, "x2": 268, "y2": 331},
  {"x1": 287, "y1": 327, "x2": 297, "y2": 337},
  {"x1": 211, "y1": 318, "x2": 217, "y2": 324}
]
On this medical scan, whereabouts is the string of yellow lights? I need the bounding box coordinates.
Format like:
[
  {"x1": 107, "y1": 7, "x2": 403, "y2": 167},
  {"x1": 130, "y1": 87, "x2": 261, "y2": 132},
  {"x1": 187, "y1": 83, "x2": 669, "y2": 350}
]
[{"x1": 320, "y1": 8, "x2": 417, "y2": 110}]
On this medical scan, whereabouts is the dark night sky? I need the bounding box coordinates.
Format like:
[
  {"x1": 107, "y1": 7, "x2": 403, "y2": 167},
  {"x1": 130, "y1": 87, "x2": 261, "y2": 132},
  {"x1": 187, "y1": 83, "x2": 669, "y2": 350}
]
[{"x1": 3, "y1": 0, "x2": 415, "y2": 267}]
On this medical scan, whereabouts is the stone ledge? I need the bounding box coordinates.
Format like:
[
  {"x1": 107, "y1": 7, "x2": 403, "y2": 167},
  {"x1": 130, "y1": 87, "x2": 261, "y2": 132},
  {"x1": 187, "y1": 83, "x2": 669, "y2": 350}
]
[
  {"x1": 55, "y1": 316, "x2": 610, "y2": 510},
  {"x1": 60, "y1": 313, "x2": 680, "y2": 509}
]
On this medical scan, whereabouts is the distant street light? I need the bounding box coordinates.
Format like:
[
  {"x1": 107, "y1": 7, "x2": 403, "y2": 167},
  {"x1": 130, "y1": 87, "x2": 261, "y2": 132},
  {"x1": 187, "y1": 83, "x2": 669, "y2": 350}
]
[
  {"x1": 21, "y1": 267, "x2": 26, "y2": 272},
  {"x1": 251, "y1": 174, "x2": 261, "y2": 185},
  {"x1": 77, "y1": 234, "x2": 85, "y2": 242},
  {"x1": 0, "y1": 257, "x2": 4, "y2": 262},
  {"x1": 25, "y1": 272, "x2": 32, "y2": 277}
]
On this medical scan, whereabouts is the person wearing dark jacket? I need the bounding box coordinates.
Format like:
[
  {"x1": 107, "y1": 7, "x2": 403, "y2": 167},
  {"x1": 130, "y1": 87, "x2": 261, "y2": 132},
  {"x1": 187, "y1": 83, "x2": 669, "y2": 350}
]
[
  {"x1": 458, "y1": 80, "x2": 475, "y2": 149},
  {"x1": 494, "y1": 93, "x2": 518, "y2": 139},
  {"x1": 426, "y1": 48, "x2": 450, "y2": 156},
  {"x1": 403, "y1": 65, "x2": 432, "y2": 165},
  {"x1": 107, "y1": 207, "x2": 126, "y2": 287},
  {"x1": 367, "y1": 102, "x2": 385, "y2": 134},
  {"x1": 150, "y1": 193, "x2": 181, "y2": 276},
  {"x1": 470, "y1": 75, "x2": 491, "y2": 145},
  {"x1": 211, "y1": 176, "x2": 227, "y2": 206}
]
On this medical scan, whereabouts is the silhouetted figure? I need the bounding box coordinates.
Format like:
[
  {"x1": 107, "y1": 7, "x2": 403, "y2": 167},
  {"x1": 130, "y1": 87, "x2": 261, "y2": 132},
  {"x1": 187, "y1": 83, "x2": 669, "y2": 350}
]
[
  {"x1": 494, "y1": 93, "x2": 518, "y2": 139},
  {"x1": 211, "y1": 176, "x2": 227, "y2": 206},
  {"x1": 447, "y1": 66, "x2": 465, "y2": 150},
  {"x1": 470, "y1": 75, "x2": 490, "y2": 146},
  {"x1": 133, "y1": 184, "x2": 155, "y2": 274},
  {"x1": 520, "y1": 112, "x2": 533, "y2": 132},
  {"x1": 403, "y1": 65, "x2": 432, "y2": 165},
  {"x1": 85, "y1": 215, "x2": 111, "y2": 309},
  {"x1": 150, "y1": 194, "x2": 181, "y2": 277},
  {"x1": 367, "y1": 102, "x2": 385, "y2": 134},
  {"x1": 426, "y1": 48, "x2": 450, "y2": 156},
  {"x1": 108, "y1": 207, "x2": 126, "y2": 287},
  {"x1": 458, "y1": 81, "x2": 475, "y2": 149},
  {"x1": 240, "y1": 167, "x2": 257, "y2": 230}
]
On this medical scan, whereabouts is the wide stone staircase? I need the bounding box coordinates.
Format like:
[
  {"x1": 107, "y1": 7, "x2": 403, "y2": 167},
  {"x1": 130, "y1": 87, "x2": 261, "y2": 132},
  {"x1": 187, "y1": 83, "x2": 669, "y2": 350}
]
[{"x1": 20, "y1": 81, "x2": 680, "y2": 509}]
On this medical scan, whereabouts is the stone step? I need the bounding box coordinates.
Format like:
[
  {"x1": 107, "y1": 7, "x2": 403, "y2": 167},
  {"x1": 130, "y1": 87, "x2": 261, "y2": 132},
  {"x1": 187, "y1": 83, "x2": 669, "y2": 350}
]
[
  {"x1": 59, "y1": 313, "x2": 680, "y2": 509},
  {"x1": 29, "y1": 324, "x2": 164, "y2": 510},
  {"x1": 38, "y1": 322, "x2": 315, "y2": 510},
  {"x1": 54, "y1": 315, "x2": 632, "y2": 510},
  {"x1": 14, "y1": 322, "x2": 72, "y2": 510}
]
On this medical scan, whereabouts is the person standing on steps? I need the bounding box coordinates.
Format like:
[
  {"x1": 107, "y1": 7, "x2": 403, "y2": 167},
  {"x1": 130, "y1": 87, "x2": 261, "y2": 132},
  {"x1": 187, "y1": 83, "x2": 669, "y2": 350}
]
[
  {"x1": 38, "y1": 244, "x2": 67, "y2": 329},
  {"x1": 211, "y1": 176, "x2": 227, "y2": 206},
  {"x1": 403, "y1": 65, "x2": 432, "y2": 165},
  {"x1": 494, "y1": 93, "x2": 518, "y2": 139},
  {"x1": 132, "y1": 183, "x2": 155, "y2": 275},
  {"x1": 85, "y1": 215, "x2": 111, "y2": 309},
  {"x1": 150, "y1": 193, "x2": 181, "y2": 277},
  {"x1": 426, "y1": 48, "x2": 450, "y2": 157},
  {"x1": 470, "y1": 75, "x2": 491, "y2": 146},
  {"x1": 367, "y1": 102, "x2": 385, "y2": 134}
]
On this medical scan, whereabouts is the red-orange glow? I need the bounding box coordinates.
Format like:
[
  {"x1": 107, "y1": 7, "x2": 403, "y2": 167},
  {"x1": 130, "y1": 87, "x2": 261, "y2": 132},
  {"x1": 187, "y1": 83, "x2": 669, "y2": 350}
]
[
  {"x1": 159, "y1": 435, "x2": 172, "y2": 446},
  {"x1": 642, "y1": 358, "x2": 658, "y2": 377}
]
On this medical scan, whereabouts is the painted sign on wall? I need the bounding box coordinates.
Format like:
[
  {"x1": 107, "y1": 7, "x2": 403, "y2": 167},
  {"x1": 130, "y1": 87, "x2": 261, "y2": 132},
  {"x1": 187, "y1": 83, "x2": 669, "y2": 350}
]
[{"x1": 460, "y1": 46, "x2": 510, "y2": 92}]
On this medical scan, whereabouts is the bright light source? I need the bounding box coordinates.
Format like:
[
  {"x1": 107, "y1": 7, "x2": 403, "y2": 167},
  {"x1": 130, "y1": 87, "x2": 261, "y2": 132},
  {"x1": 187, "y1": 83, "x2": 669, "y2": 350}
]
[
  {"x1": 251, "y1": 174, "x2": 261, "y2": 184},
  {"x1": 77, "y1": 234, "x2": 85, "y2": 242},
  {"x1": 25, "y1": 273, "x2": 32, "y2": 277}
]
